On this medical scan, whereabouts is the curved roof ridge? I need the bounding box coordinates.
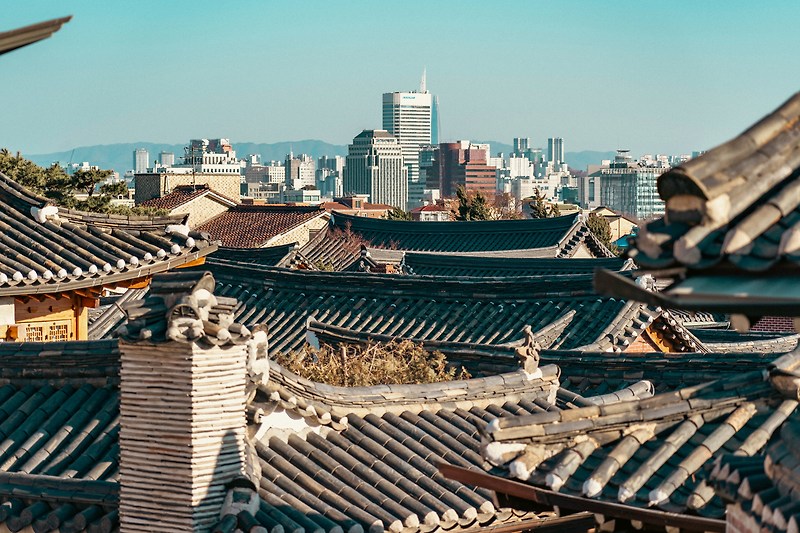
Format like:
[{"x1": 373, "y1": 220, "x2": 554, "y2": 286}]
[
  {"x1": 259, "y1": 359, "x2": 560, "y2": 423},
  {"x1": 0, "y1": 170, "x2": 50, "y2": 209}
]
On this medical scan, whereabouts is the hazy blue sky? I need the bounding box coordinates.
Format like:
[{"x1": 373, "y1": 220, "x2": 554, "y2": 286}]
[{"x1": 2, "y1": 1, "x2": 800, "y2": 157}]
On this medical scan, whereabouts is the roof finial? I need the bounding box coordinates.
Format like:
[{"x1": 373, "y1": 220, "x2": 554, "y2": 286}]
[{"x1": 420, "y1": 67, "x2": 427, "y2": 93}]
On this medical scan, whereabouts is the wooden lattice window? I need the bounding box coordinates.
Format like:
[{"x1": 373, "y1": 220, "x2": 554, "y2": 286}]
[
  {"x1": 49, "y1": 323, "x2": 70, "y2": 342},
  {"x1": 23, "y1": 324, "x2": 44, "y2": 342}
]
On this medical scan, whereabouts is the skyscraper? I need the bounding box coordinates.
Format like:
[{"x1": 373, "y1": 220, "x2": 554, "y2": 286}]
[
  {"x1": 382, "y1": 71, "x2": 433, "y2": 190},
  {"x1": 133, "y1": 148, "x2": 149, "y2": 173},
  {"x1": 343, "y1": 130, "x2": 408, "y2": 210},
  {"x1": 547, "y1": 137, "x2": 565, "y2": 167}
]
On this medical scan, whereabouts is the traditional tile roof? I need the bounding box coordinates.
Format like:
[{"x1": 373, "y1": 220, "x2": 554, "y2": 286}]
[
  {"x1": 291, "y1": 224, "x2": 372, "y2": 271},
  {"x1": 399, "y1": 253, "x2": 632, "y2": 277},
  {"x1": 0, "y1": 340, "x2": 119, "y2": 531},
  {"x1": 87, "y1": 288, "x2": 148, "y2": 340},
  {"x1": 0, "y1": 16, "x2": 71, "y2": 56},
  {"x1": 331, "y1": 212, "x2": 615, "y2": 257},
  {"x1": 708, "y1": 356, "x2": 800, "y2": 532},
  {"x1": 139, "y1": 184, "x2": 237, "y2": 211},
  {"x1": 207, "y1": 243, "x2": 298, "y2": 268},
  {"x1": 236, "y1": 360, "x2": 632, "y2": 533},
  {"x1": 469, "y1": 353, "x2": 800, "y2": 528},
  {"x1": 203, "y1": 263, "x2": 695, "y2": 358},
  {"x1": 0, "y1": 171, "x2": 215, "y2": 296},
  {"x1": 196, "y1": 204, "x2": 327, "y2": 248},
  {"x1": 630, "y1": 92, "x2": 800, "y2": 273},
  {"x1": 691, "y1": 328, "x2": 800, "y2": 354}
]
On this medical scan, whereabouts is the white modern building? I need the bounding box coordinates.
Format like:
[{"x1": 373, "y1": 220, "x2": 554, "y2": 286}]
[
  {"x1": 134, "y1": 138, "x2": 241, "y2": 203},
  {"x1": 382, "y1": 73, "x2": 432, "y2": 203},
  {"x1": 284, "y1": 153, "x2": 316, "y2": 190},
  {"x1": 133, "y1": 148, "x2": 149, "y2": 174},
  {"x1": 343, "y1": 130, "x2": 408, "y2": 210},
  {"x1": 159, "y1": 151, "x2": 175, "y2": 167}
]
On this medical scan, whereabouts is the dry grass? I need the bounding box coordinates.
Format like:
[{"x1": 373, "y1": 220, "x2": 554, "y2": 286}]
[{"x1": 277, "y1": 340, "x2": 470, "y2": 387}]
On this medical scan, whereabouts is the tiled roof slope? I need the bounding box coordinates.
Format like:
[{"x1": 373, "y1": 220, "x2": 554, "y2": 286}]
[
  {"x1": 401, "y1": 253, "x2": 631, "y2": 277},
  {"x1": 239, "y1": 362, "x2": 621, "y2": 533},
  {"x1": 478, "y1": 354, "x2": 799, "y2": 524},
  {"x1": 0, "y1": 340, "x2": 120, "y2": 531},
  {"x1": 0, "y1": 16, "x2": 71, "y2": 56},
  {"x1": 691, "y1": 328, "x2": 800, "y2": 354},
  {"x1": 204, "y1": 264, "x2": 672, "y2": 357},
  {"x1": 291, "y1": 224, "x2": 365, "y2": 271},
  {"x1": 197, "y1": 204, "x2": 326, "y2": 248},
  {"x1": 207, "y1": 243, "x2": 298, "y2": 268},
  {"x1": 709, "y1": 355, "x2": 800, "y2": 532},
  {"x1": 631, "y1": 92, "x2": 800, "y2": 272},
  {"x1": 0, "y1": 171, "x2": 215, "y2": 296},
  {"x1": 139, "y1": 184, "x2": 236, "y2": 211},
  {"x1": 331, "y1": 211, "x2": 615, "y2": 257}
]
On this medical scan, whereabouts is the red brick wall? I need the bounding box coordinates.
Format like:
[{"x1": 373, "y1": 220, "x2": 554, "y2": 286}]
[{"x1": 750, "y1": 315, "x2": 794, "y2": 333}]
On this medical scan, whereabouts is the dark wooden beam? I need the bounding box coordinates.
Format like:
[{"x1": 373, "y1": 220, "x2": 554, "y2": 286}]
[{"x1": 439, "y1": 463, "x2": 725, "y2": 532}]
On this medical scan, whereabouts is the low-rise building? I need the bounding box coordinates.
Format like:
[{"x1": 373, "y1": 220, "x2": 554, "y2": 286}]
[{"x1": 410, "y1": 203, "x2": 450, "y2": 221}]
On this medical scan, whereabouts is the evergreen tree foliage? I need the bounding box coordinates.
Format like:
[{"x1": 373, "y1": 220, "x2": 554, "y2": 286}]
[
  {"x1": 454, "y1": 186, "x2": 492, "y2": 221},
  {"x1": 587, "y1": 212, "x2": 615, "y2": 251},
  {"x1": 528, "y1": 189, "x2": 560, "y2": 218},
  {"x1": 0, "y1": 149, "x2": 165, "y2": 215},
  {"x1": 387, "y1": 207, "x2": 412, "y2": 221}
]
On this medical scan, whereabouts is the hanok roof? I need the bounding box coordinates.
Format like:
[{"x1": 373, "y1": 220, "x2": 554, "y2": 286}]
[
  {"x1": 691, "y1": 328, "x2": 800, "y2": 354},
  {"x1": 196, "y1": 204, "x2": 327, "y2": 248},
  {"x1": 600, "y1": 93, "x2": 800, "y2": 315},
  {"x1": 0, "y1": 172, "x2": 215, "y2": 296},
  {"x1": 331, "y1": 211, "x2": 615, "y2": 257},
  {"x1": 633, "y1": 92, "x2": 800, "y2": 273},
  {"x1": 207, "y1": 243, "x2": 298, "y2": 268},
  {"x1": 0, "y1": 16, "x2": 71, "y2": 56},
  {"x1": 709, "y1": 355, "x2": 800, "y2": 532},
  {"x1": 0, "y1": 340, "x2": 119, "y2": 531},
  {"x1": 458, "y1": 353, "x2": 800, "y2": 530},
  {"x1": 400, "y1": 253, "x2": 632, "y2": 277},
  {"x1": 139, "y1": 184, "x2": 237, "y2": 211},
  {"x1": 237, "y1": 361, "x2": 620, "y2": 532},
  {"x1": 204, "y1": 263, "x2": 703, "y2": 358}
]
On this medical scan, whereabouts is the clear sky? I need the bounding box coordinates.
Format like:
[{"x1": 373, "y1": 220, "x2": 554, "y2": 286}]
[{"x1": 2, "y1": 1, "x2": 800, "y2": 156}]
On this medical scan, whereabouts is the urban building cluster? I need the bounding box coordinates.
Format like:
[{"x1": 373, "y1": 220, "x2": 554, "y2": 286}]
[
  {"x1": 3, "y1": 18, "x2": 800, "y2": 533},
  {"x1": 124, "y1": 70, "x2": 703, "y2": 222}
]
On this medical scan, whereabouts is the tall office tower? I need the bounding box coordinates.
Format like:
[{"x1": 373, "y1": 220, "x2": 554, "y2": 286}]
[
  {"x1": 431, "y1": 95, "x2": 440, "y2": 145},
  {"x1": 382, "y1": 71, "x2": 433, "y2": 187},
  {"x1": 513, "y1": 138, "x2": 531, "y2": 156},
  {"x1": 316, "y1": 155, "x2": 345, "y2": 198},
  {"x1": 547, "y1": 137, "x2": 565, "y2": 167},
  {"x1": 343, "y1": 130, "x2": 408, "y2": 210},
  {"x1": 284, "y1": 152, "x2": 316, "y2": 190},
  {"x1": 133, "y1": 148, "x2": 149, "y2": 173}
]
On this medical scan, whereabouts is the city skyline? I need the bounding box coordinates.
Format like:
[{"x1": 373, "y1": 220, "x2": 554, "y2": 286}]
[{"x1": 2, "y1": 1, "x2": 800, "y2": 157}]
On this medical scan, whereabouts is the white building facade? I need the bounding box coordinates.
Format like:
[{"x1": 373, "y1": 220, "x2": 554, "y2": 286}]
[{"x1": 343, "y1": 130, "x2": 408, "y2": 210}]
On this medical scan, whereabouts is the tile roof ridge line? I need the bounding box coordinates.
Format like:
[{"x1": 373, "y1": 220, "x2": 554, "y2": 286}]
[
  {"x1": 264, "y1": 359, "x2": 560, "y2": 407},
  {"x1": 0, "y1": 170, "x2": 50, "y2": 208}
]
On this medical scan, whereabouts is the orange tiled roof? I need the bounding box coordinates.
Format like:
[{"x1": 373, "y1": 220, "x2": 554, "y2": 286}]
[{"x1": 197, "y1": 204, "x2": 325, "y2": 248}]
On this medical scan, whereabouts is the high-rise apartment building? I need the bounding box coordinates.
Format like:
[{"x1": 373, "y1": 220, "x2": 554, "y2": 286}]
[
  {"x1": 513, "y1": 138, "x2": 531, "y2": 155},
  {"x1": 547, "y1": 137, "x2": 565, "y2": 167},
  {"x1": 133, "y1": 148, "x2": 149, "y2": 173},
  {"x1": 382, "y1": 71, "x2": 433, "y2": 190},
  {"x1": 343, "y1": 130, "x2": 408, "y2": 210},
  {"x1": 159, "y1": 151, "x2": 175, "y2": 167}
]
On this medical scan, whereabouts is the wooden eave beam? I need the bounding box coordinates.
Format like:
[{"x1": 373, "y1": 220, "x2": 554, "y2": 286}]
[{"x1": 439, "y1": 463, "x2": 725, "y2": 532}]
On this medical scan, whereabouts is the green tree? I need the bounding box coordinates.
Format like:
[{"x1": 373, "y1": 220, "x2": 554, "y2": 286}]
[
  {"x1": 387, "y1": 207, "x2": 412, "y2": 221},
  {"x1": 454, "y1": 186, "x2": 492, "y2": 221},
  {"x1": 0, "y1": 149, "x2": 164, "y2": 215},
  {"x1": 587, "y1": 212, "x2": 617, "y2": 253},
  {"x1": 527, "y1": 189, "x2": 562, "y2": 219}
]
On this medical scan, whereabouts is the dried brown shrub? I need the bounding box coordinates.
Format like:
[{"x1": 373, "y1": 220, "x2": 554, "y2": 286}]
[{"x1": 277, "y1": 340, "x2": 470, "y2": 386}]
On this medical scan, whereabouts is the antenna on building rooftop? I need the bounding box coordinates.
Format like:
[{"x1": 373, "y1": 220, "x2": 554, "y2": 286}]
[{"x1": 420, "y1": 67, "x2": 427, "y2": 93}]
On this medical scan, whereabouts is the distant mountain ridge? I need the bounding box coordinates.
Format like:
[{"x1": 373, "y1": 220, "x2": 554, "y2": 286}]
[{"x1": 24, "y1": 141, "x2": 615, "y2": 176}]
